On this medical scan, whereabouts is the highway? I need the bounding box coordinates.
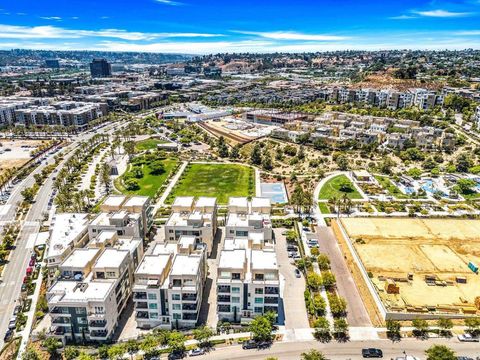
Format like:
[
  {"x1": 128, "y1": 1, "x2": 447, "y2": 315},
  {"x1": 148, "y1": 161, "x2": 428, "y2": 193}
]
[{"x1": 0, "y1": 122, "x2": 125, "y2": 350}]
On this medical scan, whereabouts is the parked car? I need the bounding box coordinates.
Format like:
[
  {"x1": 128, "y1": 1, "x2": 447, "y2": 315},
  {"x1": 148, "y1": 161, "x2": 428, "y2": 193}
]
[
  {"x1": 4, "y1": 329, "x2": 13, "y2": 342},
  {"x1": 23, "y1": 276, "x2": 29, "y2": 284},
  {"x1": 362, "y1": 348, "x2": 383, "y2": 358},
  {"x1": 294, "y1": 269, "x2": 302, "y2": 278},
  {"x1": 26, "y1": 267, "x2": 33, "y2": 276},
  {"x1": 457, "y1": 357, "x2": 474, "y2": 360},
  {"x1": 286, "y1": 245, "x2": 298, "y2": 251},
  {"x1": 167, "y1": 351, "x2": 185, "y2": 360},
  {"x1": 188, "y1": 348, "x2": 206, "y2": 357},
  {"x1": 457, "y1": 333, "x2": 479, "y2": 342},
  {"x1": 29, "y1": 258, "x2": 35, "y2": 267},
  {"x1": 8, "y1": 318, "x2": 16, "y2": 330},
  {"x1": 242, "y1": 340, "x2": 258, "y2": 350},
  {"x1": 13, "y1": 305, "x2": 22, "y2": 316},
  {"x1": 257, "y1": 341, "x2": 271, "y2": 349}
]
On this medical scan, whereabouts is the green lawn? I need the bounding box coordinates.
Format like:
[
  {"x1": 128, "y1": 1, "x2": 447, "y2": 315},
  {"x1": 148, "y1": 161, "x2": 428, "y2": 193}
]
[
  {"x1": 115, "y1": 159, "x2": 178, "y2": 198},
  {"x1": 135, "y1": 138, "x2": 167, "y2": 151},
  {"x1": 318, "y1": 202, "x2": 331, "y2": 214},
  {"x1": 374, "y1": 175, "x2": 408, "y2": 199},
  {"x1": 318, "y1": 175, "x2": 363, "y2": 200},
  {"x1": 167, "y1": 163, "x2": 254, "y2": 204}
]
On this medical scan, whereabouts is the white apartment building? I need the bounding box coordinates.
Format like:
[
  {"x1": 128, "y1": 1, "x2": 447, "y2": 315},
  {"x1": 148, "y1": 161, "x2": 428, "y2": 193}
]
[
  {"x1": 475, "y1": 106, "x2": 480, "y2": 129},
  {"x1": 226, "y1": 197, "x2": 272, "y2": 244},
  {"x1": 132, "y1": 236, "x2": 207, "y2": 330},
  {"x1": 164, "y1": 197, "x2": 217, "y2": 256},
  {"x1": 46, "y1": 213, "x2": 89, "y2": 281},
  {"x1": 98, "y1": 195, "x2": 154, "y2": 238},
  {"x1": 47, "y1": 233, "x2": 143, "y2": 344},
  {"x1": 88, "y1": 211, "x2": 142, "y2": 239},
  {"x1": 216, "y1": 237, "x2": 280, "y2": 324}
]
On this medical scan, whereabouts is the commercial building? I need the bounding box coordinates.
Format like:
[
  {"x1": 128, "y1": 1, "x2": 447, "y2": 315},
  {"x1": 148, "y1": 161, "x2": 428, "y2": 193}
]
[
  {"x1": 164, "y1": 197, "x2": 218, "y2": 255},
  {"x1": 45, "y1": 59, "x2": 60, "y2": 69},
  {"x1": 132, "y1": 237, "x2": 207, "y2": 329},
  {"x1": 90, "y1": 59, "x2": 112, "y2": 78}
]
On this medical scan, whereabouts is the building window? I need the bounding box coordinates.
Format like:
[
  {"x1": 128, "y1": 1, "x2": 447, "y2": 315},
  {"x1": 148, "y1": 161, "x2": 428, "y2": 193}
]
[
  {"x1": 169, "y1": 230, "x2": 173, "y2": 233},
  {"x1": 107, "y1": 271, "x2": 116, "y2": 278},
  {"x1": 150, "y1": 312, "x2": 158, "y2": 319},
  {"x1": 172, "y1": 304, "x2": 181, "y2": 310},
  {"x1": 220, "y1": 271, "x2": 230, "y2": 278},
  {"x1": 231, "y1": 287, "x2": 240, "y2": 293},
  {"x1": 254, "y1": 307, "x2": 263, "y2": 313},
  {"x1": 147, "y1": 293, "x2": 157, "y2": 300},
  {"x1": 231, "y1": 297, "x2": 240, "y2": 303},
  {"x1": 229, "y1": 230, "x2": 234, "y2": 234},
  {"x1": 148, "y1": 303, "x2": 158, "y2": 310},
  {"x1": 254, "y1": 288, "x2": 263, "y2": 294},
  {"x1": 236, "y1": 231, "x2": 248, "y2": 237},
  {"x1": 254, "y1": 274, "x2": 264, "y2": 281},
  {"x1": 75, "y1": 307, "x2": 86, "y2": 315},
  {"x1": 231, "y1": 273, "x2": 241, "y2": 280},
  {"x1": 173, "y1": 313, "x2": 181, "y2": 320},
  {"x1": 172, "y1": 294, "x2": 180, "y2": 301},
  {"x1": 254, "y1": 297, "x2": 263, "y2": 304},
  {"x1": 94, "y1": 307, "x2": 104, "y2": 314}
]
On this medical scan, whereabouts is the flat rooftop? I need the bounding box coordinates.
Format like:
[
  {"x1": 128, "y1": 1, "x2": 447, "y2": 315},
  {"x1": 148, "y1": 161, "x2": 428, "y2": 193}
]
[
  {"x1": 218, "y1": 248, "x2": 246, "y2": 270},
  {"x1": 251, "y1": 250, "x2": 278, "y2": 270},
  {"x1": 94, "y1": 249, "x2": 128, "y2": 269},
  {"x1": 61, "y1": 248, "x2": 100, "y2": 269},
  {"x1": 195, "y1": 196, "x2": 217, "y2": 208},
  {"x1": 49, "y1": 279, "x2": 115, "y2": 303},
  {"x1": 136, "y1": 253, "x2": 172, "y2": 277},
  {"x1": 124, "y1": 196, "x2": 149, "y2": 207},
  {"x1": 171, "y1": 254, "x2": 201, "y2": 276},
  {"x1": 102, "y1": 195, "x2": 126, "y2": 208},
  {"x1": 48, "y1": 213, "x2": 89, "y2": 259},
  {"x1": 173, "y1": 196, "x2": 195, "y2": 208}
]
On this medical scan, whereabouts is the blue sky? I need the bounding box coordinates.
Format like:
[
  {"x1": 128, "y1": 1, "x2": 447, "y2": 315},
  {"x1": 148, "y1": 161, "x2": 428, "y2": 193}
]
[{"x1": 1, "y1": 0, "x2": 480, "y2": 53}]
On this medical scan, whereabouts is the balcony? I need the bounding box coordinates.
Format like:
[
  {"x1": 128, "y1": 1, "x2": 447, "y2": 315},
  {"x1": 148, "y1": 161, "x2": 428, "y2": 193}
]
[
  {"x1": 217, "y1": 285, "x2": 230, "y2": 294},
  {"x1": 264, "y1": 297, "x2": 278, "y2": 304},
  {"x1": 182, "y1": 313, "x2": 197, "y2": 321},
  {"x1": 50, "y1": 326, "x2": 66, "y2": 336},
  {"x1": 50, "y1": 307, "x2": 69, "y2": 315},
  {"x1": 218, "y1": 304, "x2": 230, "y2": 313},
  {"x1": 136, "y1": 311, "x2": 149, "y2": 319},
  {"x1": 88, "y1": 312, "x2": 105, "y2": 320},
  {"x1": 182, "y1": 304, "x2": 197, "y2": 311},
  {"x1": 182, "y1": 293, "x2": 197, "y2": 301},
  {"x1": 133, "y1": 292, "x2": 147, "y2": 300},
  {"x1": 90, "y1": 330, "x2": 108, "y2": 339},
  {"x1": 265, "y1": 287, "x2": 279, "y2": 295},
  {"x1": 52, "y1": 318, "x2": 71, "y2": 325},
  {"x1": 135, "y1": 302, "x2": 148, "y2": 309},
  {"x1": 264, "y1": 306, "x2": 278, "y2": 313},
  {"x1": 89, "y1": 320, "x2": 107, "y2": 328},
  {"x1": 217, "y1": 295, "x2": 230, "y2": 303}
]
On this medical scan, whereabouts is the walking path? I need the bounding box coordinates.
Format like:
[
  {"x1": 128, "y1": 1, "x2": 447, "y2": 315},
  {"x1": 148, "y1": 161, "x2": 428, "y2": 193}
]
[{"x1": 153, "y1": 161, "x2": 188, "y2": 213}]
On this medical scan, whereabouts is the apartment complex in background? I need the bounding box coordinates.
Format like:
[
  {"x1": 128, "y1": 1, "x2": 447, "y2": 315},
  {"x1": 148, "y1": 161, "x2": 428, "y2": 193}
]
[
  {"x1": 164, "y1": 196, "x2": 218, "y2": 255},
  {"x1": 47, "y1": 233, "x2": 143, "y2": 344},
  {"x1": 132, "y1": 237, "x2": 207, "y2": 330}
]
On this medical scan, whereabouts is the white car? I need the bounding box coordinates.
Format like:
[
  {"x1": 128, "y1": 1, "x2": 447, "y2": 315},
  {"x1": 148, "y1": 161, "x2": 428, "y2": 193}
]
[{"x1": 457, "y1": 333, "x2": 479, "y2": 342}]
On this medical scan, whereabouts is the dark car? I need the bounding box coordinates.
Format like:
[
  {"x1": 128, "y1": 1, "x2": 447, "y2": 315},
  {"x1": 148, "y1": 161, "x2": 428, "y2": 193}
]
[
  {"x1": 4, "y1": 329, "x2": 13, "y2": 342},
  {"x1": 167, "y1": 351, "x2": 185, "y2": 360},
  {"x1": 13, "y1": 305, "x2": 22, "y2": 316},
  {"x1": 457, "y1": 357, "x2": 474, "y2": 360},
  {"x1": 242, "y1": 340, "x2": 258, "y2": 350},
  {"x1": 29, "y1": 258, "x2": 35, "y2": 267},
  {"x1": 362, "y1": 348, "x2": 383, "y2": 358},
  {"x1": 257, "y1": 341, "x2": 271, "y2": 349}
]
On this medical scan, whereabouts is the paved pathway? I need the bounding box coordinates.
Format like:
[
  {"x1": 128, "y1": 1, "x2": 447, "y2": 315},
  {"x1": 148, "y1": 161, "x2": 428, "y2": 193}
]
[{"x1": 153, "y1": 161, "x2": 188, "y2": 212}]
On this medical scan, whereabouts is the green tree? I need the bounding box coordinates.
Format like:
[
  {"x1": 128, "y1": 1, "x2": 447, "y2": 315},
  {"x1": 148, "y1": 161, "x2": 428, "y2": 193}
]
[
  {"x1": 78, "y1": 353, "x2": 95, "y2": 360},
  {"x1": 313, "y1": 317, "x2": 331, "y2": 341},
  {"x1": 335, "y1": 154, "x2": 349, "y2": 171},
  {"x1": 125, "y1": 339, "x2": 139, "y2": 359},
  {"x1": 107, "y1": 344, "x2": 126, "y2": 360},
  {"x1": 21, "y1": 187, "x2": 36, "y2": 203},
  {"x1": 437, "y1": 318, "x2": 453, "y2": 336},
  {"x1": 168, "y1": 331, "x2": 186, "y2": 354},
  {"x1": 425, "y1": 344, "x2": 456, "y2": 360},
  {"x1": 262, "y1": 150, "x2": 273, "y2": 170},
  {"x1": 64, "y1": 346, "x2": 80, "y2": 360},
  {"x1": 306, "y1": 272, "x2": 322, "y2": 291},
  {"x1": 385, "y1": 319, "x2": 401, "y2": 340},
  {"x1": 193, "y1": 325, "x2": 214, "y2": 347},
  {"x1": 317, "y1": 254, "x2": 330, "y2": 271},
  {"x1": 248, "y1": 314, "x2": 273, "y2": 342},
  {"x1": 412, "y1": 318, "x2": 429, "y2": 338},
  {"x1": 42, "y1": 337, "x2": 62, "y2": 357},
  {"x1": 455, "y1": 153, "x2": 473, "y2": 172},
  {"x1": 320, "y1": 271, "x2": 336, "y2": 290},
  {"x1": 464, "y1": 317, "x2": 480, "y2": 335},
  {"x1": 250, "y1": 143, "x2": 262, "y2": 165},
  {"x1": 333, "y1": 318, "x2": 349, "y2": 338},
  {"x1": 456, "y1": 178, "x2": 476, "y2": 194},
  {"x1": 124, "y1": 178, "x2": 140, "y2": 191},
  {"x1": 149, "y1": 160, "x2": 166, "y2": 175},
  {"x1": 301, "y1": 349, "x2": 327, "y2": 360},
  {"x1": 22, "y1": 347, "x2": 40, "y2": 360}
]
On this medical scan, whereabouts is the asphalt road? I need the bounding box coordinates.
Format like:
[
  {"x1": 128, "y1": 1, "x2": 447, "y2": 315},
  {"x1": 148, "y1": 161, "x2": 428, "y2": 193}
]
[
  {"x1": 316, "y1": 225, "x2": 371, "y2": 327},
  {"x1": 0, "y1": 122, "x2": 125, "y2": 350},
  {"x1": 175, "y1": 338, "x2": 480, "y2": 360}
]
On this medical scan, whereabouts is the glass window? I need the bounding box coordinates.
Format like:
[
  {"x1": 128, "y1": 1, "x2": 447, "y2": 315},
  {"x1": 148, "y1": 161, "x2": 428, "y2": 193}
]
[
  {"x1": 231, "y1": 287, "x2": 240, "y2": 293},
  {"x1": 173, "y1": 313, "x2": 181, "y2": 320},
  {"x1": 147, "y1": 293, "x2": 157, "y2": 300},
  {"x1": 148, "y1": 303, "x2": 158, "y2": 310},
  {"x1": 150, "y1": 312, "x2": 158, "y2": 319},
  {"x1": 254, "y1": 307, "x2": 263, "y2": 313},
  {"x1": 171, "y1": 294, "x2": 180, "y2": 301},
  {"x1": 254, "y1": 288, "x2": 263, "y2": 294},
  {"x1": 231, "y1": 297, "x2": 240, "y2": 303},
  {"x1": 172, "y1": 304, "x2": 181, "y2": 310},
  {"x1": 220, "y1": 271, "x2": 230, "y2": 278},
  {"x1": 254, "y1": 297, "x2": 263, "y2": 304}
]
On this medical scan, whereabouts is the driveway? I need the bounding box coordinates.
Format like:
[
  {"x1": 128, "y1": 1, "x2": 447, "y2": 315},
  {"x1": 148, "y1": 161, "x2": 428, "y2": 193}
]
[
  {"x1": 274, "y1": 228, "x2": 310, "y2": 330},
  {"x1": 315, "y1": 225, "x2": 371, "y2": 326}
]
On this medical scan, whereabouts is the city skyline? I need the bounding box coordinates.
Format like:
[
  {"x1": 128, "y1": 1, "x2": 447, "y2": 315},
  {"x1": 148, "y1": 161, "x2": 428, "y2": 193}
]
[{"x1": 0, "y1": 0, "x2": 480, "y2": 53}]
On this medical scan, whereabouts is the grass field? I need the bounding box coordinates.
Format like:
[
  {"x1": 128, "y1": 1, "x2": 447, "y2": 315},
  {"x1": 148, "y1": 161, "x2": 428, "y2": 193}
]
[
  {"x1": 135, "y1": 138, "x2": 167, "y2": 151},
  {"x1": 115, "y1": 158, "x2": 178, "y2": 198},
  {"x1": 318, "y1": 202, "x2": 331, "y2": 214},
  {"x1": 167, "y1": 163, "x2": 254, "y2": 204},
  {"x1": 319, "y1": 175, "x2": 362, "y2": 200},
  {"x1": 374, "y1": 175, "x2": 408, "y2": 199}
]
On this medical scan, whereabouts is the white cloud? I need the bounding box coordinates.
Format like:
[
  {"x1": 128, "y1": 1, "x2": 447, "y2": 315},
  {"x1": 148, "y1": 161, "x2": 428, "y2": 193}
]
[
  {"x1": 389, "y1": 15, "x2": 417, "y2": 20},
  {"x1": 155, "y1": 0, "x2": 183, "y2": 6},
  {"x1": 412, "y1": 9, "x2": 473, "y2": 17},
  {"x1": 40, "y1": 16, "x2": 62, "y2": 21},
  {"x1": 0, "y1": 24, "x2": 223, "y2": 41},
  {"x1": 454, "y1": 30, "x2": 480, "y2": 35},
  {"x1": 233, "y1": 30, "x2": 350, "y2": 41}
]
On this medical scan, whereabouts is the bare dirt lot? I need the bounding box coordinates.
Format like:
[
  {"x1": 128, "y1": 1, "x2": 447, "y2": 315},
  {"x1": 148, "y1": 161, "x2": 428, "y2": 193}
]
[
  {"x1": 340, "y1": 218, "x2": 480, "y2": 316},
  {"x1": 0, "y1": 139, "x2": 41, "y2": 172}
]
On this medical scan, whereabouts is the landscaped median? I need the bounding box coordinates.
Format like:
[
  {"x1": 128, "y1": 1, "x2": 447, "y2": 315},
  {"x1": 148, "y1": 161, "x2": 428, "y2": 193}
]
[{"x1": 166, "y1": 163, "x2": 255, "y2": 204}]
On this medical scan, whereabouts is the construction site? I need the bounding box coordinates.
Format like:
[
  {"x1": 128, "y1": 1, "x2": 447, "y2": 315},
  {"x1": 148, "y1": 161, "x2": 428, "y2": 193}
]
[{"x1": 333, "y1": 217, "x2": 480, "y2": 320}]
